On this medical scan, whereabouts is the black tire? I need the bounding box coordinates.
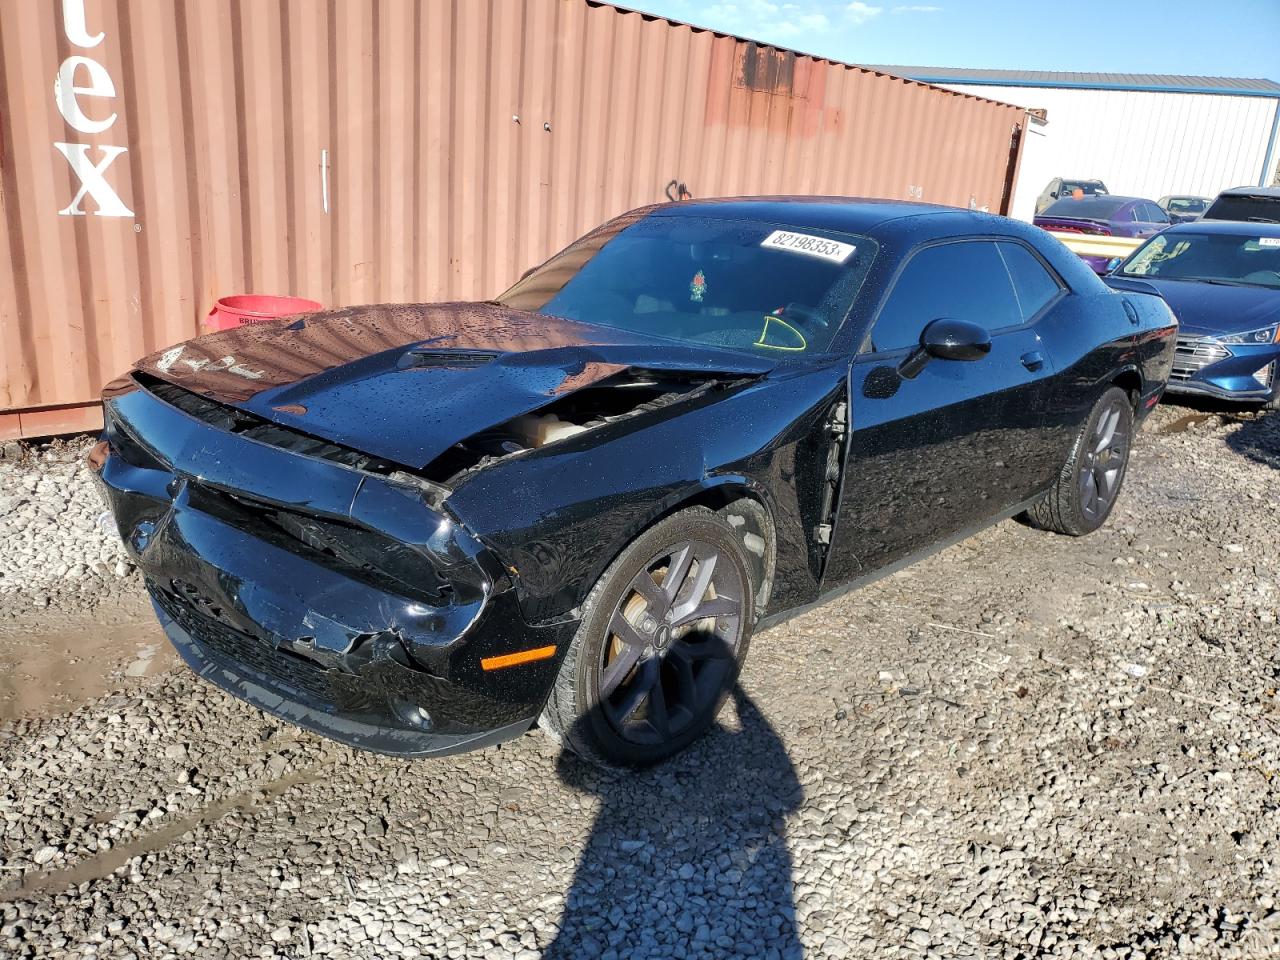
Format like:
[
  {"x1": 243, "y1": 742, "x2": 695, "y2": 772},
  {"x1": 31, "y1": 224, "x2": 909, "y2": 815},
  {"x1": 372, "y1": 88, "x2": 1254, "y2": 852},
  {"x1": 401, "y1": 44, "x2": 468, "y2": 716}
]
[
  {"x1": 539, "y1": 507, "x2": 755, "y2": 768},
  {"x1": 1026, "y1": 386, "x2": 1134, "y2": 536}
]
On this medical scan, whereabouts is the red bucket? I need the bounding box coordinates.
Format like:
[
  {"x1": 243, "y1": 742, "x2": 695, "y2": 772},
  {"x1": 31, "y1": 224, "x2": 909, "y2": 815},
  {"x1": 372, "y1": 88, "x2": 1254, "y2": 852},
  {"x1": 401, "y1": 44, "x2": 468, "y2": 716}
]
[{"x1": 205, "y1": 294, "x2": 322, "y2": 331}]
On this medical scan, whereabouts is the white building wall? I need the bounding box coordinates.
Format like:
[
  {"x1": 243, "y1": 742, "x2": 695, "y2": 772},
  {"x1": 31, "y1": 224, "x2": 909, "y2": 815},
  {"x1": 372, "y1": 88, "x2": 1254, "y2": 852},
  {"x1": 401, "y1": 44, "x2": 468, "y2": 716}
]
[
  {"x1": 938, "y1": 83, "x2": 1280, "y2": 220},
  {"x1": 1009, "y1": 117, "x2": 1053, "y2": 223}
]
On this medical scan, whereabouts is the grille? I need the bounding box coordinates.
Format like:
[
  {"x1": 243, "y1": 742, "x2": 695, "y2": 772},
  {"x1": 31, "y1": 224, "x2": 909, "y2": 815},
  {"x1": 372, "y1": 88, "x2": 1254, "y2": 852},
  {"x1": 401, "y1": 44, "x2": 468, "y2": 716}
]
[
  {"x1": 153, "y1": 587, "x2": 334, "y2": 703},
  {"x1": 138, "y1": 374, "x2": 391, "y2": 472},
  {"x1": 1171, "y1": 337, "x2": 1229, "y2": 381}
]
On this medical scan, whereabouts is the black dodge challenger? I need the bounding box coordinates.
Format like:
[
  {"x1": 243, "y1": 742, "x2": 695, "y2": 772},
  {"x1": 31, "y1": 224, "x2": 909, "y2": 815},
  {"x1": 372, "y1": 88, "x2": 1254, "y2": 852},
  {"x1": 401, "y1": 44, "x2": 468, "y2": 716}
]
[{"x1": 92, "y1": 199, "x2": 1177, "y2": 767}]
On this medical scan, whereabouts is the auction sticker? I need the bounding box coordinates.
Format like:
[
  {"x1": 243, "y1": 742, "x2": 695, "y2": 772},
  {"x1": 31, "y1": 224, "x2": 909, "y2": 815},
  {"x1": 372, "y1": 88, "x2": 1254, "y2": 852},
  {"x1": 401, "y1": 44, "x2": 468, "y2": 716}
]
[
  {"x1": 1257, "y1": 237, "x2": 1280, "y2": 248},
  {"x1": 761, "y1": 229, "x2": 856, "y2": 264}
]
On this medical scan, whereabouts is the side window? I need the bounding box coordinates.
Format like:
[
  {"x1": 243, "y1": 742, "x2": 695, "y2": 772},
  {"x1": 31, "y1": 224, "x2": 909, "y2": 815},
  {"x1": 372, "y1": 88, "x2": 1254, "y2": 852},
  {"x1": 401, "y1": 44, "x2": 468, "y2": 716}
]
[
  {"x1": 1125, "y1": 205, "x2": 1141, "y2": 221},
  {"x1": 997, "y1": 242, "x2": 1063, "y2": 322},
  {"x1": 1145, "y1": 202, "x2": 1169, "y2": 223},
  {"x1": 866, "y1": 241, "x2": 1021, "y2": 353}
]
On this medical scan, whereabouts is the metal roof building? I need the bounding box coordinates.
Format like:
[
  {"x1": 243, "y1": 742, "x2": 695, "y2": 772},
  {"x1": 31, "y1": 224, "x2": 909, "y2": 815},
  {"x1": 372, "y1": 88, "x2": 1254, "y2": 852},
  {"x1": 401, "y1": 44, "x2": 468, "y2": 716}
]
[{"x1": 870, "y1": 67, "x2": 1280, "y2": 222}]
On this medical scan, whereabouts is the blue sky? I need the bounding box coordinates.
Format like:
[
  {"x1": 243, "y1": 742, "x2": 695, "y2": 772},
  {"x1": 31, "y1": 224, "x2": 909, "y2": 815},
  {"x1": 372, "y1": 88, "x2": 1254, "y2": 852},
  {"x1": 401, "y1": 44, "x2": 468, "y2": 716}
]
[{"x1": 625, "y1": 0, "x2": 1280, "y2": 79}]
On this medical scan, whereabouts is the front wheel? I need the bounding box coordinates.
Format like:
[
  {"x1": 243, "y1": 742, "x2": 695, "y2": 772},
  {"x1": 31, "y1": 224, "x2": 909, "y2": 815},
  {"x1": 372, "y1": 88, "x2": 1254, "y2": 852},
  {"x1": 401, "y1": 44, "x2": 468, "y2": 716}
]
[
  {"x1": 538, "y1": 507, "x2": 755, "y2": 768},
  {"x1": 1026, "y1": 386, "x2": 1133, "y2": 536}
]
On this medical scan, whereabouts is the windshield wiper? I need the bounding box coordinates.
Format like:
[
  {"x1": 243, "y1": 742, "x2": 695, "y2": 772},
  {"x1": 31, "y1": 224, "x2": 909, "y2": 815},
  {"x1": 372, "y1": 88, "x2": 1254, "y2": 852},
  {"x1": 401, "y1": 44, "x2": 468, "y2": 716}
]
[
  {"x1": 1245, "y1": 216, "x2": 1280, "y2": 224},
  {"x1": 1125, "y1": 275, "x2": 1268, "y2": 288}
]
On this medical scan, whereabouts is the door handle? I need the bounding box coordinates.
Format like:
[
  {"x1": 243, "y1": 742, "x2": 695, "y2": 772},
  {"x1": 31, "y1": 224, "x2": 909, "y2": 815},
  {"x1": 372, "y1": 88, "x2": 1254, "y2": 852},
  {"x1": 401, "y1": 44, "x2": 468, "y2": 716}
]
[{"x1": 1020, "y1": 351, "x2": 1045, "y2": 372}]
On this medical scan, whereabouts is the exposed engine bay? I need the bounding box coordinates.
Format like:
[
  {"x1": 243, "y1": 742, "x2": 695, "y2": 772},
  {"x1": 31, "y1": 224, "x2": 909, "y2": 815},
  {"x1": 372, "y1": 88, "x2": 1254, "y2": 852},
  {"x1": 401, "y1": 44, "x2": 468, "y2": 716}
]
[{"x1": 418, "y1": 370, "x2": 732, "y2": 485}]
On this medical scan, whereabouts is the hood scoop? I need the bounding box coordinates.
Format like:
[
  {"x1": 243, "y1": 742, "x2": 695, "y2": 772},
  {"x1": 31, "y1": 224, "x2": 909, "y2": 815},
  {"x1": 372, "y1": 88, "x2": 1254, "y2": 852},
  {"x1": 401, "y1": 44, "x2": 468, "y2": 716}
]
[{"x1": 399, "y1": 349, "x2": 502, "y2": 370}]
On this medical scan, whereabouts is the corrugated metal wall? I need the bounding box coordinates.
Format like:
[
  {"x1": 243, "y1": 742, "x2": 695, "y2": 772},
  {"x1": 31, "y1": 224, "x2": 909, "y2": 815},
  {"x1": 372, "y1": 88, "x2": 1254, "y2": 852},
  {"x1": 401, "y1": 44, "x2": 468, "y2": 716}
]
[
  {"x1": 938, "y1": 83, "x2": 1280, "y2": 219},
  {"x1": 1, "y1": 0, "x2": 1024, "y2": 438}
]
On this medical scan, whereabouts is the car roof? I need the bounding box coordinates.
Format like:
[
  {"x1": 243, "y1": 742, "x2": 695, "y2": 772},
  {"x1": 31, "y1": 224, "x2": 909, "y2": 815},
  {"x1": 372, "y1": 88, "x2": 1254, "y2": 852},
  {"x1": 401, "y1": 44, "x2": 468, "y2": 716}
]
[
  {"x1": 650, "y1": 196, "x2": 982, "y2": 237},
  {"x1": 1214, "y1": 186, "x2": 1280, "y2": 198},
  {"x1": 1164, "y1": 219, "x2": 1280, "y2": 237}
]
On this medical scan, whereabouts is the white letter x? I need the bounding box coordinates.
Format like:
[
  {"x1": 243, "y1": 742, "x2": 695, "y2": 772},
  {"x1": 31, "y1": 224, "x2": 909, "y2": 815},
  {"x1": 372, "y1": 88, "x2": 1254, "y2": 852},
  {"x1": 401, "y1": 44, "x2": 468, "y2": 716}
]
[{"x1": 54, "y1": 142, "x2": 134, "y2": 217}]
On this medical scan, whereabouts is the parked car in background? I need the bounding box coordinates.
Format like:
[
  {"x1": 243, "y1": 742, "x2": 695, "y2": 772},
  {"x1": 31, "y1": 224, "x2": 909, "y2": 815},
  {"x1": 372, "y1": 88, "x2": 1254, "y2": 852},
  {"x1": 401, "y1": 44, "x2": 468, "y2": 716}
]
[
  {"x1": 1202, "y1": 185, "x2": 1280, "y2": 223},
  {"x1": 1157, "y1": 195, "x2": 1211, "y2": 224},
  {"x1": 1034, "y1": 195, "x2": 1171, "y2": 273},
  {"x1": 90, "y1": 198, "x2": 1176, "y2": 767},
  {"x1": 1035, "y1": 177, "x2": 1109, "y2": 215},
  {"x1": 1105, "y1": 220, "x2": 1280, "y2": 408}
]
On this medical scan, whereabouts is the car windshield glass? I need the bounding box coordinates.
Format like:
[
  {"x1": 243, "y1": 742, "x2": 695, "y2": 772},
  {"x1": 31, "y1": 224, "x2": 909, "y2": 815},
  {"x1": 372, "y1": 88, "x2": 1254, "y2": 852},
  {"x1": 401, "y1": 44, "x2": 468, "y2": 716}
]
[
  {"x1": 499, "y1": 215, "x2": 878, "y2": 355},
  {"x1": 1060, "y1": 181, "x2": 1106, "y2": 196},
  {"x1": 1119, "y1": 232, "x2": 1280, "y2": 289},
  {"x1": 1168, "y1": 198, "x2": 1208, "y2": 214},
  {"x1": 1041, "y1": 196, "x2": 1128, "y2": 219},
  {"x1": 1204, "y1": 195, "x2": 1280, "y2": 223}
]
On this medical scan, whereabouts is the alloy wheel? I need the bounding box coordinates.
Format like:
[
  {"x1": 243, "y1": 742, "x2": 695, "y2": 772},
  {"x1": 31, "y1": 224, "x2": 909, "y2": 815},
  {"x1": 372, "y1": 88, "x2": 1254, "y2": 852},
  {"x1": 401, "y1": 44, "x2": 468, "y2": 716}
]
[
  {"x1": 596, "y1": 539, "x2": 745, "y2": 745},
  {"x1": 1079, "y1": 396, "x2": 1130, "y2": 523}
]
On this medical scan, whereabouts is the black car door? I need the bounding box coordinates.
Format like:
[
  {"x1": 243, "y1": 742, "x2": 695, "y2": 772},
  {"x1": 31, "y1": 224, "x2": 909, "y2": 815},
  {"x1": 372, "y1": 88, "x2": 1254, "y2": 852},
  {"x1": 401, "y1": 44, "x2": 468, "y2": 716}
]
[{"x1": 823, "y1": 238, "x2": 1066, "y2": 584}]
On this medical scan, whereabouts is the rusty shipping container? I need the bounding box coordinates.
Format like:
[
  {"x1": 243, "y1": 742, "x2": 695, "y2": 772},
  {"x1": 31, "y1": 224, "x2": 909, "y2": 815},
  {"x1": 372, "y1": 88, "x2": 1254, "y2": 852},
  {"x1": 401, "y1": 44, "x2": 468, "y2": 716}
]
[{"x1": 0, "y1": 0, "x2": 1026, "y2": 439}]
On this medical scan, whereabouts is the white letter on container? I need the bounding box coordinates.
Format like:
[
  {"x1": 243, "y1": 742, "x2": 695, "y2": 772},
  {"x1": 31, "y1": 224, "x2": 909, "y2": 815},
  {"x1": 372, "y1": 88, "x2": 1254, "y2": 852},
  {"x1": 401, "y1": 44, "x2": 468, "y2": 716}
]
[
  {"x1": 54, "y1": 56, "x2": 117, "y2": 134},
  {"x1": 62, "y1": 0, "x2": 105, "y2": 48},
  {"x1": 53, "y1": 142, "x2": 134, "y2": 217}
]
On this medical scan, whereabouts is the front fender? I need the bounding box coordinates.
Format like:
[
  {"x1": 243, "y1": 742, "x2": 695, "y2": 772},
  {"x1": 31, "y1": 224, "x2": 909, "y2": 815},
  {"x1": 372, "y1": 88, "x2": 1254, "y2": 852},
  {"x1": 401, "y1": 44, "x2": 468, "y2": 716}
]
[{"x1": 445, "y1": 365, "x2": 847, "y2": 622}]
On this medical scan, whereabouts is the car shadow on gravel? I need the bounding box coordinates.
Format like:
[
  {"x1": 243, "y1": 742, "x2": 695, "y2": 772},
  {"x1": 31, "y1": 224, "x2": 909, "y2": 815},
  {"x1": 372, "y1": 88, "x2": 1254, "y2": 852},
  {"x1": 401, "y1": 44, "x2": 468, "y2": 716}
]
[
  {"x1": 1154, "y1": 397, "x2": 1280, "y2": 469},
  {"x1": 1224, "y1": 411, "x2": 1280, "y2": 469},
  {"x1": 545, "y1": 686, "x2": 804, "y2": 960}
]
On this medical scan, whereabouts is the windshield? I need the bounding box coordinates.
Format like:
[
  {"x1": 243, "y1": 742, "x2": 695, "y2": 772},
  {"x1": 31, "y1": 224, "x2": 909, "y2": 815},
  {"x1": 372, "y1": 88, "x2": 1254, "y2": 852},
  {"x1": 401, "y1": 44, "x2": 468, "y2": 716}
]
[
  {"x1": 1041, "y1": 195, "x2": 1128, "y2": 219},
  {"x1": 1167, "y1": 197, "x2": 1208, "y2": 214},
  {"x1": 1204, "y1": 194, "x2": 1280, "y2": 223},
  {"x1": 499, "y1": 214, "x2": 877, "y2": 355},
  {"x1": 1119, "y1": 231, "x2": 1280, "y2": 289},
  {"x1": 1061, "y1": 180, "x2": 1107, "y2": 196}
]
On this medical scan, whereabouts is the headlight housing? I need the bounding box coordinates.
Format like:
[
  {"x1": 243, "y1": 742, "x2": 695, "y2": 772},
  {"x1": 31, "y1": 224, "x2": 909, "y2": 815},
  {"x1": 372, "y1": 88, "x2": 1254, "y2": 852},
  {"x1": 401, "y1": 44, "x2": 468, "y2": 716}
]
[{"x1": 1220, "y1": 325, "x2": 1280, "y2": 345}]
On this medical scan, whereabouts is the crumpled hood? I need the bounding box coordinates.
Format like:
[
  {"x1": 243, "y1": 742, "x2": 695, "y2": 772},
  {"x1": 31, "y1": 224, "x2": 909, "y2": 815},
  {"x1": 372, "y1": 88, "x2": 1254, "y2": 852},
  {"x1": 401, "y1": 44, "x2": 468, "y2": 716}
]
[
  {"x1": 133, "y1": 301, "x2": 773, "y2": 468},
  {"x1": 1104, "y1": 276, "x2": 1280, "y2": 337}
]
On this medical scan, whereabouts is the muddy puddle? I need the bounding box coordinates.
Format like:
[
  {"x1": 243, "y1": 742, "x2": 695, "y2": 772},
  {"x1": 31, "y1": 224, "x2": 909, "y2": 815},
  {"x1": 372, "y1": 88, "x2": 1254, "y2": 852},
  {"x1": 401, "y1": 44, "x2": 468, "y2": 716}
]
[
  {"x1": 0, "y1": 615, "x2": 176, "y2": 721},
  {"x1": 1158, "y1": 412, "x2": 1215, "y2": 434}
]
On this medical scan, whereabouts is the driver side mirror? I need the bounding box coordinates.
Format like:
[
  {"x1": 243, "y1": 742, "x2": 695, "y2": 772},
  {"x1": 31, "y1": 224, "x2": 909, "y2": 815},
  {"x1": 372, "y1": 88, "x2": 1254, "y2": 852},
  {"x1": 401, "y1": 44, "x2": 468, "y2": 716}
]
[
  {"x1": 1105, "y1": 256, "x2": 1123, "y2": 273},
  {"x1": 898, "y1": 318, "x2": 992, "y2": 380}
]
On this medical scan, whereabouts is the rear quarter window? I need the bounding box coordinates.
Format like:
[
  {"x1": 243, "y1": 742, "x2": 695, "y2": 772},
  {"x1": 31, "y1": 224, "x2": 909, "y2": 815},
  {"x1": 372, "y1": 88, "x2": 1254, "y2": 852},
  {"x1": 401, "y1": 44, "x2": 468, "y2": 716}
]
[{"x1": 997, "y1": 242, "x2": 1062, "y2": 321}]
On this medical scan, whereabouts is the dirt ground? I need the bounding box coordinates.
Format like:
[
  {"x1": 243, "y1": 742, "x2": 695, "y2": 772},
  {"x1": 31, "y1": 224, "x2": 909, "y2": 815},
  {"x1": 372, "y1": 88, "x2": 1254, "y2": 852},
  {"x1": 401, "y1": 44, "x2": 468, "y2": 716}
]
[{"x1": 1, "y1": 402, "x2": 1278, "y2": 959}]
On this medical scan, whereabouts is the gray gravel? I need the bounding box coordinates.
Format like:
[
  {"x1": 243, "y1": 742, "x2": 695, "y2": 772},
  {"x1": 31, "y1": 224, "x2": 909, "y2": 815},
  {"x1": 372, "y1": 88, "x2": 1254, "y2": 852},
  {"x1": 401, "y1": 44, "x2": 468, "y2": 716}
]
[
  {"x1": 1, "y1": 403, "x2": 1279, "y2": 959},
  {"x1": 0, "y1": 439, "x2": 135, "y2": 618}
]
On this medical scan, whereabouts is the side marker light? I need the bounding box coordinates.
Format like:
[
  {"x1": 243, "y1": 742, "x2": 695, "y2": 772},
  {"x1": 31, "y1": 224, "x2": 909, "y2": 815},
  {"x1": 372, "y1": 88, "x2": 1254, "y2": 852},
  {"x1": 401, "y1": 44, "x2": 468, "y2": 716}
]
[{"x1": 481, "y1": 645, "x2": 558, "y2": 671}]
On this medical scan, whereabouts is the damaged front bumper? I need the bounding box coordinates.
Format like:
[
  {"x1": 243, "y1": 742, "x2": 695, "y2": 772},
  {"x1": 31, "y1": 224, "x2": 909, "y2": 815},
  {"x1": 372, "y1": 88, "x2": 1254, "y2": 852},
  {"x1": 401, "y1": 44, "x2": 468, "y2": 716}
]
[{"x1": 92, "y1": 378, "x2": 575, "y2": 757}]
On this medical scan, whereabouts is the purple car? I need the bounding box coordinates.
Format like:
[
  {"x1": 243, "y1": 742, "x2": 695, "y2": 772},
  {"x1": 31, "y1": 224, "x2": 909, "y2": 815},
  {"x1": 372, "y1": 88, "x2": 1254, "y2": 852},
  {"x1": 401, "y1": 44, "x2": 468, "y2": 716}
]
[{"x1": 1034, "y1": 195, "x2": 1171, "y2": 274}]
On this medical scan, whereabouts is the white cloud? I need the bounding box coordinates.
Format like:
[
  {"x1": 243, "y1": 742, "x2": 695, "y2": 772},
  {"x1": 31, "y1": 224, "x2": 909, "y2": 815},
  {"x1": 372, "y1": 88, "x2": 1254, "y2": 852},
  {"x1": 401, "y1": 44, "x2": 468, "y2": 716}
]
[
  {"x1": 845, "y1": 2, "x2": 883, "y2": 25},
  {"x1": 892, "y1": 4, "x2": 941, "y2": 11},
  {"x1": 701, "y1": 0, "x2": 832, "y2": 40}
]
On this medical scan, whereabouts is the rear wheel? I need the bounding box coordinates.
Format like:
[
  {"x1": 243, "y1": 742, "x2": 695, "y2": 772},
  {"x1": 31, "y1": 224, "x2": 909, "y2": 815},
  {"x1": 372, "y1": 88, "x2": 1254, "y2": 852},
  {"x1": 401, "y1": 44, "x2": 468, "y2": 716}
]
[
  {"x1": 539, "y1": 507, "x2": 754, "y2": 768},
  {"x1": 1026, "y1": 386, "x2": 1133, "y2": 536}
]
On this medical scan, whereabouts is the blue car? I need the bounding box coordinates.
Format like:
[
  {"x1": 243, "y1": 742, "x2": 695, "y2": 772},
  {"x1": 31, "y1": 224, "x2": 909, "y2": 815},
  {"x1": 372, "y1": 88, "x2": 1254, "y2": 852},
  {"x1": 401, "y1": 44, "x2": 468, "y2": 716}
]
[{"x1": 1106, "y1": 220, "x2": 1280, "y2": 408}]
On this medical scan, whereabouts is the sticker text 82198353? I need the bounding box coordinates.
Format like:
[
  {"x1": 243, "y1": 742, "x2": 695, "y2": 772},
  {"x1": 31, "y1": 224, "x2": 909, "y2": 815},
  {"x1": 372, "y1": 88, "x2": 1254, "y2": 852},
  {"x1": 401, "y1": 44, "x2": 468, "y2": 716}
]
[{"x1": 760, "y1": 230, "x2": 856, "y2": 264}]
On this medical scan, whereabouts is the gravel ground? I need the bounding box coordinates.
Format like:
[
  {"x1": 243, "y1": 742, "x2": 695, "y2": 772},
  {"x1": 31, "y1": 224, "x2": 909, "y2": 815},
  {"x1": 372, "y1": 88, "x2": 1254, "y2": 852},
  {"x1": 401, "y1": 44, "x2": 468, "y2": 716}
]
[
  {"x1": 0, "y1": 403, "x2": 1278, "y2": 959},
  {"x1": 0, "y1": 439, "x2": 135, "y2": 617}
]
